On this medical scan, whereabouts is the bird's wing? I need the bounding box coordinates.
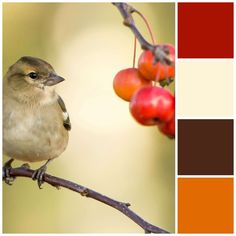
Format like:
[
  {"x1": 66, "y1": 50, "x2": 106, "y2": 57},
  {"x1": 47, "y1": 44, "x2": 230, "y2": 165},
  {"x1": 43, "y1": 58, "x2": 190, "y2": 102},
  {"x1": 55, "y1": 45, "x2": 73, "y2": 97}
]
[{"x1": 57, "y1": 96, "x2": 71, "y2": 131}]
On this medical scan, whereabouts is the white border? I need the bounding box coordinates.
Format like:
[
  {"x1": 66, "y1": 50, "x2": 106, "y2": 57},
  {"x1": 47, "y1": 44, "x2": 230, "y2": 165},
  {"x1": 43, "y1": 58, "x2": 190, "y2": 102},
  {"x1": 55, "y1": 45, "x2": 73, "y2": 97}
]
[
  {"x1": 178, "y1": 116, "x2": 234, "y2": 120},
  {"x1": 174, "y1": 1, "x2": 178, "y2": 233},
  {"x1": 179, "y1": 175, "x2": 234, "y2": 178},
  {"x1": 3, "y1": 0, "x2": 233, "y2": 2},
  {"x1": 1, "y1": 1, "x2": 235, "y2": 235}
]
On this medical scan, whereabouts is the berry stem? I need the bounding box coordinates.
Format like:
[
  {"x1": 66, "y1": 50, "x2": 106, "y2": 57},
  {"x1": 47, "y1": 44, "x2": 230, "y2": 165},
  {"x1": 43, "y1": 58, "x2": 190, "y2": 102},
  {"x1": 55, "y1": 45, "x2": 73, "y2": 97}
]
[
  {"x1": 133, "y1": 36, "x2": 137, "y2": 68},
  {"x1": 135, "y1": 10, "x2": 156, "y2": 45},
  {"x1": 134, "y1": 10, "x2": 158, "y2": 87}
]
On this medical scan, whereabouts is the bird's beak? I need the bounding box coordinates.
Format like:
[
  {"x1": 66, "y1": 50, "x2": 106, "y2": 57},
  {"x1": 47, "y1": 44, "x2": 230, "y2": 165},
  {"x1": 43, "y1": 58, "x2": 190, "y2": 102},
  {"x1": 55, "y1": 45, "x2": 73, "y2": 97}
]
[{"x1": 44, "y1": 74, "x2": 65, "y2": 86}]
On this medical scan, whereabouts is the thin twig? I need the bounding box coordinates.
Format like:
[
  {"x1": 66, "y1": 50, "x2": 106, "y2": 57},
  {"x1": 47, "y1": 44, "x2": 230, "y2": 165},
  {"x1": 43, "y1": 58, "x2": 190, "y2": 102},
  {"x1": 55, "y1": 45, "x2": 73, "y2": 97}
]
[
  {"x1": 113, "y1": 2, "x2": 173, "y2": 66},
  {"x1": 3, "y1": 166, "x2": 169, "y2": 234}
]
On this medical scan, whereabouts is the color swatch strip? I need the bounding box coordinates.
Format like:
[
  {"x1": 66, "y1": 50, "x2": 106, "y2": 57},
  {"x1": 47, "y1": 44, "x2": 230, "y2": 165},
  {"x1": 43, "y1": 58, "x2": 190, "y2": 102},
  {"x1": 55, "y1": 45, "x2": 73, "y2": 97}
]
[{"x1": 177, "y1": 2, "x2": 234, "y2": 233}]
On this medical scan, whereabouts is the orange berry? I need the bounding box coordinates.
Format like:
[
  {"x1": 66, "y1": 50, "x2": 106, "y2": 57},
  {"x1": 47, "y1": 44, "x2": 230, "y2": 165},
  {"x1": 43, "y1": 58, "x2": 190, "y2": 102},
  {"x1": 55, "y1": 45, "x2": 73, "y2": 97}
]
[
  {"x1": 113, "y1": 68, "x2": 152, "y2": 101},
  {"x1": 138, "y1": 44, "x2": 175, "y2": 81}
]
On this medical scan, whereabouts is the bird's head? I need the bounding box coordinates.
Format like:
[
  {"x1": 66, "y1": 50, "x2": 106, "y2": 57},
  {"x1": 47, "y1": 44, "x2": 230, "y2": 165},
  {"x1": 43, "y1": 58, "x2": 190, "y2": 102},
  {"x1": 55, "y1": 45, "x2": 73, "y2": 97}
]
[{"x1": 6, "y1": 56, "x2": 65, "y2": 90}]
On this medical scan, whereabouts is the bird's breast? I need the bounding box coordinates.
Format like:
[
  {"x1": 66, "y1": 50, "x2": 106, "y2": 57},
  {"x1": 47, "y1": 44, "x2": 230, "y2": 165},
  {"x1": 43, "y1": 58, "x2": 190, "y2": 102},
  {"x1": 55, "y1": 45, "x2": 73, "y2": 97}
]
[{"x1": 3, "y1": 101, "x2": 69, "y2": 162}]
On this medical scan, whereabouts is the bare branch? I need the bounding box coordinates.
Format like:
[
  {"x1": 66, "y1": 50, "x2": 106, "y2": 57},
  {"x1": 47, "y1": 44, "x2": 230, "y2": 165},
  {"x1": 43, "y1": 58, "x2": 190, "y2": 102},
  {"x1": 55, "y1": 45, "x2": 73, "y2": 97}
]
[{"x1": 3, "y1": 166, "x2": 169, "y2": 234}]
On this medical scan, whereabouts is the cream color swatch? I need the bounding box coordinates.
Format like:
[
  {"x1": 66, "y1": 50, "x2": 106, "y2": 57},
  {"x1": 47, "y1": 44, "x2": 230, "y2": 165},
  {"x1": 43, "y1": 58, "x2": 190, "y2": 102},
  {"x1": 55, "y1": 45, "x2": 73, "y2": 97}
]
[{"x1": 178, "y1": 60, "x2": 233, "y2": 117}]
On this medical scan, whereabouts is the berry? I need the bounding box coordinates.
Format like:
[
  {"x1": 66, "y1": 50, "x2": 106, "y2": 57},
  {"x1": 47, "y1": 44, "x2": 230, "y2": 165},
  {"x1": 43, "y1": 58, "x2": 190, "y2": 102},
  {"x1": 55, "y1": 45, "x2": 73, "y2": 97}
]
[
  {"x1": 113, "y1": 68, "x2": 152, "y2": 101},
  {"x1": 158, "y1": 116, "x2": 175, "y2": 138},
  {"x1": 130, "y1": 86, "x2": 175, "y2": 126},
  {"x1": 138, "y1": 44, "x2": 175, "y2": 81}
]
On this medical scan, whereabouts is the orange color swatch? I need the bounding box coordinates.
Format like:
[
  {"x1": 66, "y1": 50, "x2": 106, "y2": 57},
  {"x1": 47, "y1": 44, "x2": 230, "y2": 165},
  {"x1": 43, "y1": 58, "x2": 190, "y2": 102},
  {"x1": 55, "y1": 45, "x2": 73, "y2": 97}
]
[{"x1": 178, "y1": 178, "x2": 233, "y2": 233}]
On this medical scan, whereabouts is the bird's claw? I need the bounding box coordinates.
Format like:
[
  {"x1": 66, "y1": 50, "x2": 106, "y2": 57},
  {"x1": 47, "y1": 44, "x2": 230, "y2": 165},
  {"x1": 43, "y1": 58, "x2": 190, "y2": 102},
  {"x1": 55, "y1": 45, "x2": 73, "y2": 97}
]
[
  {"x1": 3, "y1": 159, "x2": 15, "y2": 185},
  {"x1": 32, "y1": 165, "x2": 47, "y2": 189}
]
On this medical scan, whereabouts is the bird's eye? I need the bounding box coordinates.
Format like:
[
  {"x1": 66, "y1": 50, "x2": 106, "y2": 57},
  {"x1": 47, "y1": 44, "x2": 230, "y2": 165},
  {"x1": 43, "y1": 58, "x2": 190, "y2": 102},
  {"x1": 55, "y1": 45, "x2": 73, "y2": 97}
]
[{"x1": 28, "y1": 72, "x2": 38, "y2": 79}]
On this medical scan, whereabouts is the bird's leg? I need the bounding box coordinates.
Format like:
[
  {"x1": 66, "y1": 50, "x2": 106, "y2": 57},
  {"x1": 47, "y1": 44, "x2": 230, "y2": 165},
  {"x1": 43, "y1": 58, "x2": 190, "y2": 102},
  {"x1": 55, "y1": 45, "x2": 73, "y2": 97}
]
[
  {"x1": 32, "y1": 159, "x2": 52, "y2": 189},
  {"x1": 3, "y1": 158, "x2": 15, "y2": 185}
]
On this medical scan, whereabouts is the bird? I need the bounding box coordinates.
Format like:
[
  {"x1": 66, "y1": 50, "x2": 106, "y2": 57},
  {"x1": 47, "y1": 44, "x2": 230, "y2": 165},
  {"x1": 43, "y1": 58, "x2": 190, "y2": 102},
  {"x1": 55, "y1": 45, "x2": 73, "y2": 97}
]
[{"x1": 3, "y1": 56, "x2": 71, "y2": 188}]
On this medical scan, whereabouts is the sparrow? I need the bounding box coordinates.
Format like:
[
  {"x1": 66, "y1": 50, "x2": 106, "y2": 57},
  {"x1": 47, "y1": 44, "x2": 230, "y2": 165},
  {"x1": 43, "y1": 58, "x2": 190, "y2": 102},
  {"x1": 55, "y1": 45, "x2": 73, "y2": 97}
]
[{"x1": 3, "y1": 56, "x2": 71, "y2": 188}]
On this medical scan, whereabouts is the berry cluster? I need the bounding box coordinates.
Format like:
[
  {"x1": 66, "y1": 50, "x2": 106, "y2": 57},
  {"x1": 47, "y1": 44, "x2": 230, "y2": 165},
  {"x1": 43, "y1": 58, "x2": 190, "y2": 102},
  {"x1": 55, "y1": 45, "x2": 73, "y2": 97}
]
[{"x1": 113, "y1": 44, "x2": 175, "y2": 139}]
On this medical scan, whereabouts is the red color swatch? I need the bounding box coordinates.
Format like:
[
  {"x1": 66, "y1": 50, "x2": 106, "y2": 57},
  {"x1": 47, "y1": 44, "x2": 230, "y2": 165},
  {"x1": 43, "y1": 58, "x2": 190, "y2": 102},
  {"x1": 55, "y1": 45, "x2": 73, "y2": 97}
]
[
  {"x1": 178, "y1": 3, "x2": 233, "y2": 58},
  {"x1": 178, "y1": 178, "x2": 233, "y2": 233}
]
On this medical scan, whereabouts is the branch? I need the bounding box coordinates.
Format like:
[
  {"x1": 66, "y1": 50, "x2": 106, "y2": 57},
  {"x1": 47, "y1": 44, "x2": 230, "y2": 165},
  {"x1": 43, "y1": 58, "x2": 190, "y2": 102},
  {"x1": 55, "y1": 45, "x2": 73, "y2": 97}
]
[
  {"x1": 113, "y1": 3, "x2": 173, "y2": 65},
  {"x1": 4, "y1": 166, "x2": 169, "y2": 234}
]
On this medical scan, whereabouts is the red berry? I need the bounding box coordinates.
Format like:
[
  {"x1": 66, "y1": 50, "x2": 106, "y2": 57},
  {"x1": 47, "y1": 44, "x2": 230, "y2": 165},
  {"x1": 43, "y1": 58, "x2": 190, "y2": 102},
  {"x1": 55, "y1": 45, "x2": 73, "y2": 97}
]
[
  {"x1": 113, "y1": 68, "x2": 152, "y2": 101},
  {"x1": 130, "y1": 86, "x2": 175, "y2": 126},
  {"x1": 138, "y1": 44, "x2": 175, "y2": 81},
  {"x1": 158, "y1": 116, "x2": 175, "y2": 138}
]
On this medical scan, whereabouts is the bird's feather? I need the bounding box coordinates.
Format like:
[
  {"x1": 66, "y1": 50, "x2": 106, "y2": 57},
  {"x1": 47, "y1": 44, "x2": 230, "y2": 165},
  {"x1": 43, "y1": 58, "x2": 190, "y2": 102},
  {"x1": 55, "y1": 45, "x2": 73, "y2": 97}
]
[{"x1": 57, "y1": 96, "x2": 71, "y2": 131}]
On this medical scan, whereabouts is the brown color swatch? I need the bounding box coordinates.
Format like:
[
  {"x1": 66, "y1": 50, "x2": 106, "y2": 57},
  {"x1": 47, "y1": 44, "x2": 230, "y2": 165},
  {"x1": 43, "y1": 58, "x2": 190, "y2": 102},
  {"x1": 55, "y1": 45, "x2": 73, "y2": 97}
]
[
  {"x1": 178, "y1": 178, "x2": 233, "y2": 233},
  {"x1": 178, "y1": 120, "x2": 233, "y2": 175}
]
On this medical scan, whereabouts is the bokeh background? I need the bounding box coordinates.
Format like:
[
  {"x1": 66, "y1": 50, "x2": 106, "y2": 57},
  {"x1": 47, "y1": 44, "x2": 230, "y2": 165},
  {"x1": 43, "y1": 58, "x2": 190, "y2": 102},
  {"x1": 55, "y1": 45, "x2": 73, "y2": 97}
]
[{"x1": 3, "y1": 3, "x2": 175, "y2": 233}]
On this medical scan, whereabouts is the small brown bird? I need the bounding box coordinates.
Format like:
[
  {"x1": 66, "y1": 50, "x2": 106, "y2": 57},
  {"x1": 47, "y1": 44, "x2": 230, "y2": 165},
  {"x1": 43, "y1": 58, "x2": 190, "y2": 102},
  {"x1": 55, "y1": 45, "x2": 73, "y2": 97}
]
[{"x1": 3, "y1": 56, "x2": 71, "y2": 188}]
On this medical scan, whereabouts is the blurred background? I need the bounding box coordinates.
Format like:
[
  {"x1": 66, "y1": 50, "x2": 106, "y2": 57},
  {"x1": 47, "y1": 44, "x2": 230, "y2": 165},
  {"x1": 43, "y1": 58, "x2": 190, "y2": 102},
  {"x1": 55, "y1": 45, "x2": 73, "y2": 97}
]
[{"x1": 3, "y1": 3, "x2": 175, "y2": 233}]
